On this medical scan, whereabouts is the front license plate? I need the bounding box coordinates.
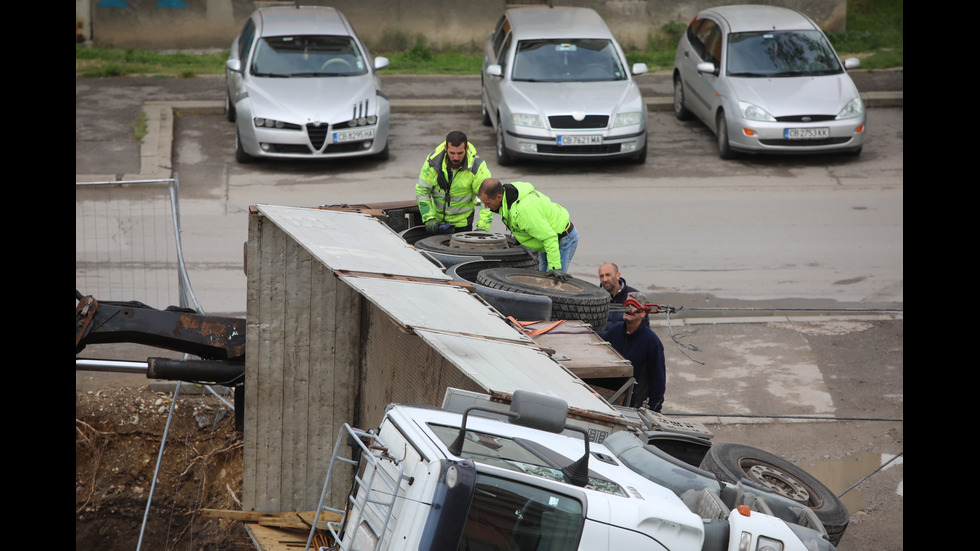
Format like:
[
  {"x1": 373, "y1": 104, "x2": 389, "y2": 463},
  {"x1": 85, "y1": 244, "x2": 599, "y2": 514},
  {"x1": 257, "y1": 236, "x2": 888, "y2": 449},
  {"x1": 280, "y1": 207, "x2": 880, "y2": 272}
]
[
  {"x1": 333, "y1": 129, "x2": 375, "y2": 143},
  {"x1": 785, "y1": 127, "x2": 829, "y2": 140},
  {"x1": 558, "y1": 135, "x2": 601, "y2": 146}
]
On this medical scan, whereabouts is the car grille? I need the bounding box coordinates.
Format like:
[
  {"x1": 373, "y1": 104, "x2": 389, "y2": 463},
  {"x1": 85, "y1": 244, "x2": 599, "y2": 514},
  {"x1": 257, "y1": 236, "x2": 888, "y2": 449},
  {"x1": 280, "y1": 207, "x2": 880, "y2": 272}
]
[
  {"x1": 537, "y1": 143, "x2": 622, "y2": 155},
  {"x1": 775, "y1": 115, "x2": 837, "y2": 122},
  {"x1": 307, "y1": 123, "x2": 330, "y2": 150},
  {"x1": 548, "y1": 115, "x2": 609, "y2": 129}
]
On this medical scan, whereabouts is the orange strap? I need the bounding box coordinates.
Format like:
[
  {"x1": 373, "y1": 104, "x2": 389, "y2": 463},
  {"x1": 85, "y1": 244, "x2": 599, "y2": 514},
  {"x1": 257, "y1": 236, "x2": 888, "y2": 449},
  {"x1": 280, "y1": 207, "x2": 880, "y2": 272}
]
[{"x1": 508, "y1": 317, "x2": 565, "y2": 336}]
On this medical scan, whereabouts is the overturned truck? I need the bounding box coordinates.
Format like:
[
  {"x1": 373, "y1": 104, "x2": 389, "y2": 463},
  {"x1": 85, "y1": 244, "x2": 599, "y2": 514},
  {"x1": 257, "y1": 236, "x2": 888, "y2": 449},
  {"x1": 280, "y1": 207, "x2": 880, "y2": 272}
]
[{"x1": 75, "y1": 202, "x2": 848, "y2": 550}]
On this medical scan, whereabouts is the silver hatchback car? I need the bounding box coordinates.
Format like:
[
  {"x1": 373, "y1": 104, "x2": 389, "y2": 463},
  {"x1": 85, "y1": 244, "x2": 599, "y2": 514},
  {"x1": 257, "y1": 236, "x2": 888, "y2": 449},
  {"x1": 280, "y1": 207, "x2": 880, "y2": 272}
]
[
  {"x1": 481, "y1": 6, "x2": 649, "y2": 165},
  {"x1": 673, "y1": 5, "x2": 866, "y2": 158},
  {"x1": 225, "y1": 6, "x2": 390, "y2": 163}
]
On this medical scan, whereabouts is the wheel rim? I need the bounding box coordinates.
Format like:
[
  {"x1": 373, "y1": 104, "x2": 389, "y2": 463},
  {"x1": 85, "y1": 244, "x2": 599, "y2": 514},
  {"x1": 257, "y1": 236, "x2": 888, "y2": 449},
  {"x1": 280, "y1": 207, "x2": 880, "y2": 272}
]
[
  {"x1": 496, "y1": 124, "x2": 505, "y2": 157},
  {"x1": 449, "y1": 231, "x2": 511, "y2": 250},
  {"x1": 739, "y1": 459, "x2": 820, "y2": 506}
]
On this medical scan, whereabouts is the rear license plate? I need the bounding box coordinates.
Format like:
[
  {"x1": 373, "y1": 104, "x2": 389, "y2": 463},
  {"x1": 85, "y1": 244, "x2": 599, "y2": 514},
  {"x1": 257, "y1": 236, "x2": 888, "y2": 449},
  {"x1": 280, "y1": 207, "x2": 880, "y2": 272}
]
[
  {"x1": 333, "y1": 129, "x2": 375, "y2": 143},
  {"x1": 785, "y1": 127, "x2": 829, "y2": 140},
  {"x1": 557, "y1": 135, "x2": 602, "y2": 146}
]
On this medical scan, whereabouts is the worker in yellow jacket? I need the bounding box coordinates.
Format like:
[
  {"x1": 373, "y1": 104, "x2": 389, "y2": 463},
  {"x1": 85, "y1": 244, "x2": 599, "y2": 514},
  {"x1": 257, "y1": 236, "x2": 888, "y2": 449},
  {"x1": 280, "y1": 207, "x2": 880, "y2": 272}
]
[
  {"x1": 478, "y1": 178, "x2": 578, "y2": 281},
  {"x1": 416, "y1": 130, "x2": 493, "y2": 233}
]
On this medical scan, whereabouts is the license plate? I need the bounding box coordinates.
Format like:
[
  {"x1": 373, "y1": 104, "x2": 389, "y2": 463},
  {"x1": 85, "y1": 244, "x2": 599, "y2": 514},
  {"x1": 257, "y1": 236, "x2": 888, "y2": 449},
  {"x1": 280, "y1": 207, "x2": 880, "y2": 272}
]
[
  {"x1": 785, "y1": 127, "x2": 829, "y2": 140},
  {"x1": 557, "y1": 135, "x2": 601, "y2": 146},
  {"x1": 333, "y1": 128, "x2": 375, "y2": 143}
]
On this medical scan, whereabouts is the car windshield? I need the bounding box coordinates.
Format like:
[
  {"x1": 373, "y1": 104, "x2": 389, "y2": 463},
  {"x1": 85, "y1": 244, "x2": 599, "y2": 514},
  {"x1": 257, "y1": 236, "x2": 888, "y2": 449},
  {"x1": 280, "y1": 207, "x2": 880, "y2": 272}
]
[
  {"x1": 512, "y1": 39, "x2": 627, "y2": 82},
  {"x1": 726, "y1": 30, "x2": 843, "y2": 77},
  {"x1": 250, "y1": 35, "x2": 367, "y2": 77}
]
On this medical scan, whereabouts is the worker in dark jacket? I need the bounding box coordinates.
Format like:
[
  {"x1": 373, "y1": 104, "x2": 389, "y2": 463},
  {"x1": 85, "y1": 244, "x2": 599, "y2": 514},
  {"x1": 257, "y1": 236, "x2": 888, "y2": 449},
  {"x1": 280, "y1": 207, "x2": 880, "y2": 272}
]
[
  {"x1": 478, "y1": 178, "x2": 577, "y2": 280},
  {"x1": 599, "y1": 261, "x2": 648, "y2": 326},
  {"x1": 599, "y1": 291, "x2": 666, "y2": 411}
]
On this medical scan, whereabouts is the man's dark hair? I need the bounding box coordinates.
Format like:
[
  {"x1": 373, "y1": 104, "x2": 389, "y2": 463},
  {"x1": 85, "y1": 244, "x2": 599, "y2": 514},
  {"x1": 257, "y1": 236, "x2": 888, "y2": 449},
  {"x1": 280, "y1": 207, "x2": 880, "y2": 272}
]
[
  {"x1": 479, "y1": 178, "x2": 504, "y2": 197},
  {"x1": 446, "y1": 130, "x2": 468, "y2": 149}
]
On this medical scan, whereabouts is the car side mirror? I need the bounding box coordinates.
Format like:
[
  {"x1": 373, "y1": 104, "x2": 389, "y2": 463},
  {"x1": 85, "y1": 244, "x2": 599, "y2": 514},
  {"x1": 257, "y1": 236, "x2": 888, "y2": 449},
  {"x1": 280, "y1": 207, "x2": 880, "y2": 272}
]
[
  {"x1": 696, "y1": 61, "x2": 717, "y2": 76},
  {"x1": 375, "y1": 56, "x2": 390, "y2": 71},
  {"x1": 225, "y1": 59, "x2": 242, "y2": 73},
  {"x1": 631, "y1": 62, "x2": 648, "y2": 76},
  {"x1": 487, "y1": 64, "x2": 503, "y2": 77},
  {"x1": 843, "y1": 57, "x2": 861, "y2": 70}
]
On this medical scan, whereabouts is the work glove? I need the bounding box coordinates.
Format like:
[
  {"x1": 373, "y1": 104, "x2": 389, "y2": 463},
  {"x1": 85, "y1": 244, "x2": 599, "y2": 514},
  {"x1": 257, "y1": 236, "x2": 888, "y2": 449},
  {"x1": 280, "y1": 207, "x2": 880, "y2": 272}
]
[
  {"x1": 425, "y1": 219, "x2": 440, "y2": 233},
  {"x1": 547, "y1": 269, "x2": 569, "y2": 282}
]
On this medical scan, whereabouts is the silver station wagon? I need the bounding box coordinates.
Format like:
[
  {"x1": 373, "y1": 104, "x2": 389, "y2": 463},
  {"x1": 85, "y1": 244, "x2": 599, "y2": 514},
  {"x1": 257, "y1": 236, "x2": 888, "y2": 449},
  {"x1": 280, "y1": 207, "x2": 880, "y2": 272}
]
[
  {"x1": 481, "y1": 6, "x2": 649, "y2": 165},
  {"x1": 224, "y1": 5, "x2": 390, "y2": 163},
  {"x1": 673, "y1": 5, "x2": 866, "y2": 158}
]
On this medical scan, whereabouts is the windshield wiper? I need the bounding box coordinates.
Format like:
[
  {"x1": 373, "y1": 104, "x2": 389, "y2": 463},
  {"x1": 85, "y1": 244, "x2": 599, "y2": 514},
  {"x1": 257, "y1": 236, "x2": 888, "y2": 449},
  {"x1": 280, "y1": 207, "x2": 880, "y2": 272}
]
[{"x1": 252, "y1": 72, "x2": 291, "y2": 78}]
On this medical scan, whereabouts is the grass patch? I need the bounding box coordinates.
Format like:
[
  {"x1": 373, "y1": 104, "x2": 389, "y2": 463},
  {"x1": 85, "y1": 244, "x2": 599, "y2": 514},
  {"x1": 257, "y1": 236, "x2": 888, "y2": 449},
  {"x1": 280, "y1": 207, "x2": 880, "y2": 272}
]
[{"x1": 75, "y1": 0, "x2": 901, "y2": 77}]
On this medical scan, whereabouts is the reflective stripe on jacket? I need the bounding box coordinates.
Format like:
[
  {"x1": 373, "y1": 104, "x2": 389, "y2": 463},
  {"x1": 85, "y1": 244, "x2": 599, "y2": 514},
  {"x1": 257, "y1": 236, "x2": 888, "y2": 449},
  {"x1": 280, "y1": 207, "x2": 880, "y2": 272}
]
[
  {"x1": 415, "y1": 141, "x2": 493, "y2": 230},
  {"x1": 498, "y1": 181, "x2": 571, "y2": 270}
]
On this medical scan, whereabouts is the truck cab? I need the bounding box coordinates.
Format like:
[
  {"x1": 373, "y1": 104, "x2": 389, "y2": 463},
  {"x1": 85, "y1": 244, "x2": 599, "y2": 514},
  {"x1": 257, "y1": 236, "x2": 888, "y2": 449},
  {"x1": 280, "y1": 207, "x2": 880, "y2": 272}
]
[{"x1": 311, "y1": 390, "x2": 836, "y2": 551}]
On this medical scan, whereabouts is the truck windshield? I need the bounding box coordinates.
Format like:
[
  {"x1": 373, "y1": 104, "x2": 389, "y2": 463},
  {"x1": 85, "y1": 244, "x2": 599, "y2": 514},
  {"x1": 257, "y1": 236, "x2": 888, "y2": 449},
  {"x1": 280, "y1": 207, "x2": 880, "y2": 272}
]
[
  {"x1": 459, "y1": 473, "x2": 584, "y2": 551},
  {"x1": 429, "y1": 423, "x2": 626, "y2": 496}
]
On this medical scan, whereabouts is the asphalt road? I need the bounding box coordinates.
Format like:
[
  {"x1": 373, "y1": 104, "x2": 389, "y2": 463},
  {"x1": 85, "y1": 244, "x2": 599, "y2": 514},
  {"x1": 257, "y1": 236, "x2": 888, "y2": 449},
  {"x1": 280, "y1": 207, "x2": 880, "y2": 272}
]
[{"x1": 76, "y1": 71, "x2": 903, "y2": 551}]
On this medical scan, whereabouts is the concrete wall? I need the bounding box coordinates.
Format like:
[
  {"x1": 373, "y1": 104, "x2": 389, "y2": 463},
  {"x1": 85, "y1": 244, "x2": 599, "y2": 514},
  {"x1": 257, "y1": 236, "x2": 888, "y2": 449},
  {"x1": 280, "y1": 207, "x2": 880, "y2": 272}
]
[{"x1": 77, "y1": 0, "x2": 847, "y2": 51}]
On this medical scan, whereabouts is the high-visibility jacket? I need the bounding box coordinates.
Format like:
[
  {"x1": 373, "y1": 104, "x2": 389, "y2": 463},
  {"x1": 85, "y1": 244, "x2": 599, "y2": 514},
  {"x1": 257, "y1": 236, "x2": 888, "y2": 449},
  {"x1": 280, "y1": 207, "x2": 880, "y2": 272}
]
[
  {"x1": 416, "y1": 141, "x2": 493, "y2": 231},
  {"x1": 498, "y1": 182, "x2": 572, "y2": 270}
]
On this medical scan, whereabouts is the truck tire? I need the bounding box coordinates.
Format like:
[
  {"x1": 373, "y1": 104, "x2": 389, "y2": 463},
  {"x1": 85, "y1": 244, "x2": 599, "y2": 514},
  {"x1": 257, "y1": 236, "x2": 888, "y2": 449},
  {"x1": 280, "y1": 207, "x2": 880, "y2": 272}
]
[
  {"x1": 476, "y1": 267, "x2": 610, "y2": 331},
  {"x1": 414, "y1": 232, "x2": 537, "y2": 269},
  {"x1": 700, "y1": 443, "x2": 849, "y2": 545}
]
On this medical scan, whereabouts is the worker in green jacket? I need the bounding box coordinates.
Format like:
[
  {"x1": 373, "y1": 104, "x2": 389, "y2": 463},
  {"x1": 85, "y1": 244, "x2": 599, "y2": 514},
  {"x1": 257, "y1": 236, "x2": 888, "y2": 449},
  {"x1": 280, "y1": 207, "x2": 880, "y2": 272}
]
[
  {"x1": 478, "y1": 178, "x2": 578, "y2": 281},
  {"x1": 416, "y1": 130, "x2": 493, "y2": 233}
]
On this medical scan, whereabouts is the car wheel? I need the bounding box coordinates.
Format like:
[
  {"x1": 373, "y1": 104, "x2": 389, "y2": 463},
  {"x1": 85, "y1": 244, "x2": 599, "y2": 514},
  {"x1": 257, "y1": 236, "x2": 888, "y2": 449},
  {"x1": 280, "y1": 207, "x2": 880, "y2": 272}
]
[
  {"x1": 480, "y1": 82, "x2": 492, "y2": 127},
  {"x1": 673, "y1": 76, "x2": 692, "y2": 121},
  {"x1": 414, "y1": 232, "x2": 537, "y2": 269},
  {"x1": 235, "y1": 130, "x2": 253, "y2": 164},
  {"x1": 495, "y1": 117, "x2": 515, "y2": 166},
  {"x1": 225, "y1": 93, "x2": 236, "y2": 123},
  {"x1": 475, "y1": 267, "x2": 610, "y2": 331},
  {"x1": 716, "y1": 111, "x2": 737, "y2": 160},
  {"x1": 700, "y1": 442, "x2": 849, "y2": 546}
]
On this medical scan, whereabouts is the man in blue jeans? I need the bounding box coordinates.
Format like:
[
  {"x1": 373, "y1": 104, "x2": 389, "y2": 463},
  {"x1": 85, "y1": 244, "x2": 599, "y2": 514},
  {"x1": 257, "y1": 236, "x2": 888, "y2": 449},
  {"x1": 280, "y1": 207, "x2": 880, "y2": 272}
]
[{"x1": 478, "y1": 178, "x2": 578, "y2": 280}]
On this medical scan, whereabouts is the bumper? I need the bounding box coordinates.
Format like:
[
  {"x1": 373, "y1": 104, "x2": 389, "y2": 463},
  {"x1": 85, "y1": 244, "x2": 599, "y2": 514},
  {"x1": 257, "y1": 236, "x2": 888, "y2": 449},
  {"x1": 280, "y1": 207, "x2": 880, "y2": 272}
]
[
  {"x1": 502, "y1": 126, "x2": 647, "y2": 161},
  {"x1": 726, "y1": 115, "x2": 866, "y2": 155}
]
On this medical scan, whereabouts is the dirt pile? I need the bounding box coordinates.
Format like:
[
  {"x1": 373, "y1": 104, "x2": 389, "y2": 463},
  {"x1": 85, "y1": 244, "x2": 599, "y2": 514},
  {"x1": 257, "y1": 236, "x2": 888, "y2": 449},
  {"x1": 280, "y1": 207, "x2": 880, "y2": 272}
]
[{"x1": 76, "y1": 384, "x2": 252, "y2": 551}]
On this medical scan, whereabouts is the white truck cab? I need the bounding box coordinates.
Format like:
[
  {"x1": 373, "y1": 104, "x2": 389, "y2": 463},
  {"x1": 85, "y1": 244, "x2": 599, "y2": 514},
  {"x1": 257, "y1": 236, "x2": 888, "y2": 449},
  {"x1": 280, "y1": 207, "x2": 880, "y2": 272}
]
[{"x1": 308, "y1": 390, "x2": 836, "y2": 551}]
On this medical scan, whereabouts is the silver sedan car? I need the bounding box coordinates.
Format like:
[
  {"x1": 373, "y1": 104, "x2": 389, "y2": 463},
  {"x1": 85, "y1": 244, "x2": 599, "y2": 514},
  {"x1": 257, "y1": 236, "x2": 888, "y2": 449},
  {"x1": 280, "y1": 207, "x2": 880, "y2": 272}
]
[
  {"x1": 225, "y1": 6, "x2": 390, "y2": 163},
  {"x1": 673, "y1": 5, "x2": 866, "y2": 158},
  {"x1": 481, "y1": 6, "x2": 649, "y2": 165}
]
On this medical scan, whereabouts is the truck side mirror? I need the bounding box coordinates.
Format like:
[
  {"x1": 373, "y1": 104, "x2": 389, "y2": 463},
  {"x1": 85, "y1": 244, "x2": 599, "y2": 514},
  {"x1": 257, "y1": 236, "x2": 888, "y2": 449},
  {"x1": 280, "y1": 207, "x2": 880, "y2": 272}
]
[{"x1": 509, "y1": 390, "x2": 568, "y2": 433}]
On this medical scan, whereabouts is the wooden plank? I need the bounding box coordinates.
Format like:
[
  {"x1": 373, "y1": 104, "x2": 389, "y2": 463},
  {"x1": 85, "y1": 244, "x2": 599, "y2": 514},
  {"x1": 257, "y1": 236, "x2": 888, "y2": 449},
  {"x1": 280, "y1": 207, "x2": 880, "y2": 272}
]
[{"x1": 522, "y1": 321, "x2": 633, "y2": 379}]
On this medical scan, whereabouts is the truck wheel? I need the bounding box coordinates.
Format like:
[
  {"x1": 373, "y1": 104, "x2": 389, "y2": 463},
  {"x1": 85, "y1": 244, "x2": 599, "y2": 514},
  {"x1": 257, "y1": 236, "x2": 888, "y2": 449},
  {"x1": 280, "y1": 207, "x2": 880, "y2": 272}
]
[
  {"x1": 414, "y1": 232, "x2": 537, "y2": 269},
  {"x1": 476, "y1": 267, "x2": 610, "y2": 331},
  {"x1": 700, "y1": 442, "x2": 849, "y2": 545}
]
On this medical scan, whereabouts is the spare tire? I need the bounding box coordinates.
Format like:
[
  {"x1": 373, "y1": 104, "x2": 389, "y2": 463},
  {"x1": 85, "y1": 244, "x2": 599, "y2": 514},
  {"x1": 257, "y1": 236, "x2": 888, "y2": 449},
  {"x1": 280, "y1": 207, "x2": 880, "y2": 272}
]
[
  {"x1": 700, "y1": 442, "x2": 849, "y2": 545},
  {"x1": 414, "y1": 231, "x2": 538, "y2": 269},
  {"x1": 476, "y1": 267, "x2": 610, "y2": 331}
]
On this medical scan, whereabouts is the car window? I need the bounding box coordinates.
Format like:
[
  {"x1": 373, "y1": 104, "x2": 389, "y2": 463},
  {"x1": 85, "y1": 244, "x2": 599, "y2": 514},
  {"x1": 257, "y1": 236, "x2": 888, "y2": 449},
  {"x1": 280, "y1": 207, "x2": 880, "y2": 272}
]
[
  {"x1": 249, "y1": 35, "x2": 368, "y2": 77},
  {"x1": 511, "y1": 39, "x2": 626, "y2": 82},
  {"x1": 496, "y1": 32, "x2": 512, "y2": 70},
  {"x1": 492, "y1": 15, "x2": 509, "y2": 58},
  {"x1": 726, "y1": 30, "x2": 843, "y2": 77},
  {"x1": 238, "y1": 18, "x2": 255, "y2": 61},
  {"x1": 691, "y1": 18, "x2": 721, "y2": 64}
]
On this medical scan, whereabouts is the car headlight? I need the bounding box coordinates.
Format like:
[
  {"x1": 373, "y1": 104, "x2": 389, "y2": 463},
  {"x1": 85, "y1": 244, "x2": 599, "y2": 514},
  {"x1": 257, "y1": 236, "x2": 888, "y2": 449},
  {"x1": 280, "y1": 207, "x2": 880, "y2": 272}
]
[
  {"x1": 836, "y1": 97, "x2": 865, "y2": 120},
  {"x1": 613, "y1": 111, "x2": 644, "y2": 127},
  {"x1": 510, "y1": 113, "x2": 544, "y2": 128},
  {"x1": 253, "y1": 117, "x2": 300, "y2": 130},
  {"x1": 756, "y1": 536, "x2": 783, "y2": 551},
  {"x1": 738, "y1": 101, "x2": 776, "y2": 122}
]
